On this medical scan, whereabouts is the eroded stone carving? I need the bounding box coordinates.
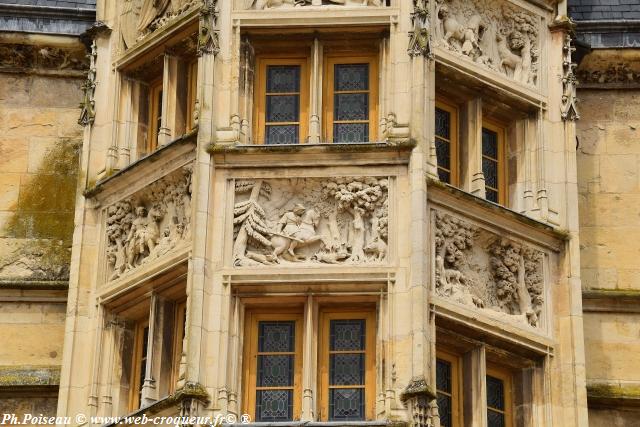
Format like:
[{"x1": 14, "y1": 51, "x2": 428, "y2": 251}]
[
  {"x1": 244, "y1": 0, "x2": 381, "y2": 9},
  {"x1": 433, "y1": 211, "x2": 544, "y2": 327},
  {"x1": 0, "y1": 43, "x2": 88, "y2": 72},
  {"x1": 433, "y1": 0, "x2": 539, "y2": 86},
  {"x1": 561, "y1": 34, "x2": 579, "y2": 121},
  {"x1": 232, "y1": 177, "x2": 389, "y2": 266},
  {"x1": 79, "y1": 40, "x2": 97, "y2": 126},
  {"x1": 577, "y1": 62, "x2": 640, "y2": 85},
  {"x1": 105, "y1": 165, "x2": 193, "y2": 281},
  {"x1": 408, "y1": 0, "x2": 432, "y2": 58}
]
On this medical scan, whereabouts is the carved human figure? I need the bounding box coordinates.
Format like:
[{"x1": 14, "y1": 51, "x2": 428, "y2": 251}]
[
  {"x1": 126, "y1": 206, "x2": 161, "y2": 267},
  {"x1": 272, "y1": 205, "x2": 325, "y2": 260}
]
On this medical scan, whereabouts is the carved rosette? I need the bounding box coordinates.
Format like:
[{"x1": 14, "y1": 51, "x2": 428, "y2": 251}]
[
  {"x1": 433, "y1": 0, "x2": 540, "y2": 86},
  {"x1": 104, "y1": 164, "x2": 193, "y2": 281},
  {"x1": 433, "y1": 210, "x2": 545, "y2": 327},
  {"x1": 232, "y1": 177, "x2": 389, "y2": 267}
]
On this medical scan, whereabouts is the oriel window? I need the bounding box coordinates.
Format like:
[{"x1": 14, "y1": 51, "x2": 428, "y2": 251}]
[
  {"x1": 435, "y1": 101, "x2": 458, "y2": 185},
  {"x1": 319, "y1": 310, "x2": 375, "y2": 421},
  {"x1": 324, "y1": 56, "x2": 378, "y2": 143},
  {"x1": 481, "y1": 121, "x2": 506, "y2": 205},
  {"x1": 243, "y1": 312, "x2": 303, "y2": 421},
  {"x1": 254, "y1": 58, "x2": 309, "y2": 145}
]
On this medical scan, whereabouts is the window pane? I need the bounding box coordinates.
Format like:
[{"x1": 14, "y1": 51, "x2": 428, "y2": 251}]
[
  {"x1": 482, "y1": 128, "x2": 498, "y2": 158},
  {"x1": 266, "y1": 95, "x2": 299, "y2": 123},
  {"x1": 438, "y1": 169, "x2": 451, "y2": 184},
  {"x1": 258, "y1": 355, "x2": 294, "y2": 387},
  {"x1": 436, "y1": 359, "x2": 451, "y2": 393},
  {"x1": 436, "y1": 138, "x2": 451, "y2": 170},
  {"x1": 329, "y1": 388, "x2": 364, "y2": 421},
  {"x1": 267, "y1": 66, "x2": 300, "y2": 93},
  {"x1": 437, "y1": 393, "x2": 452, "y2": 427},
  {"x1": 258, "y1": 321, "x2": 295, "y2": 352},
  {"x1": 256, "y1": 390, "x2": 293, "y2": 422},
  {"x1": 483, "y1": 158, "x2": 498, "y2": 189},
  {"x1": 487, "y1": 409, "x2": 505, "y2": 427},
  {"x1": 266, "y1": 125, "x2": 299, "y2": 145},
  {"x1": 330, "y1": 319, "x2": 365, "y2": 351},
  {"x1": 486, "y1": 189, "x2": 498, "y2": 203},
  {"x1": 330, "y1": 353, "x2": 364, "y2": 385},
  {"x1": 334, "y1": 123, "x2": 368, "y2": 143},
  {"x1": 435, "y1": 107, "x2": 450, "y2": 139},
  {"x1": 335, "y1": 64, "x2": 369, "y2": 91},
  {"x1": 486, "y1": 375, "x2": 505, "y2": 410},
  {"x1": 335, "y1": 93, "x2": 368, "y2": 121}
]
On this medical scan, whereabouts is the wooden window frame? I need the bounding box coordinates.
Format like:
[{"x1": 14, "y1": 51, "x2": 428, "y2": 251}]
[
  {"x1": 436, "y1": 350, "x2": 463, "y2": 427},
  {"x1": 147, "y1": 79, "x2": 163, "y2": 153},
  {"x1": 129, "y1": 319, "x2": 149, "y2": 411},
  {"x1": 253, "y1": 55, "x2": 310, "y2": 145},
  {"x1": 323, "y1": 54, "x2": 379, "y2": 144},
  {"x1": 186, "y1": 60, "x2": 198, "y2": 133},
  {"x1": 481, "y1": 119, "x2": 507, "y2": 205},
  {"x1": 170, "y1": 300, "x2": 187, "y2": 393},
  {"x1": 318, "y1": 308, "x2": 376, "y2": 421},
  {"x1": 434, "y1": 99, "x2": 459, "y2": 186},
  {"x1": 485, "y1": 366, "x2": 514, "y2": 427},
  {"x1": 242, "y1": 310, "x2": 304, "y2": 421}
]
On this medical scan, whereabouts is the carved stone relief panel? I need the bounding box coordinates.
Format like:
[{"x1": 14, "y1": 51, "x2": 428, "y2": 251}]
[
  {"x1": 241, "y1": 0, "x2": 383, "y2": 10},
  {"x1": 104, "y1": 164, "x2": 193, "y2": 281},
  {"x1": 433, "y1": 0, "x2": 540, "y2": 87},
  {"x1": 231, "y1": 177, "x2": 389, "y2": 266},
  {"x1": 433, "y1": 210, "x2": 545, "y2": 327}
]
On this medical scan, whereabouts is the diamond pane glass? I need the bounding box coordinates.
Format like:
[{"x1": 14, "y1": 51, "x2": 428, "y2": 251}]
[
  {"x1": 486, "y1": 188, "x2": 498, "y2": 203},
  {"x1": 330, "y1": 320, "x2": 365, "y2": 351},
  {"x1": 267, "y1": 66, "x2": 300, "y2": 93},
  {"x1": 256, "y1": 390, "x2": 293, "y2": 422},
  {"x1": 483, "y1": 158, "x2": 498, "y2": 189},
  {"x1": 266, "y1": 95, "x2": 299, "y2": 122},
  {"x1": 436, "y1": 138, "x2": 451, "y2": 170},
  {"x1": 482, "y1": 128, "x2": 498, "y2": 158},
  {"x1": 334, "y1": 123, "x2": 368, "y2": 143},
  {"x1": 438, "y1": 169, "x2": 451, "y2": 184},
  {"x1": 487, "y1": 410, "x2": 505, "y2": 427},
  {"x1": 436, "y1": 359, "x2": 451, "y2": 393},
  {"x1": 330, "y1": 353, "x2": 364, "y2": 385},
  {"x1": 329, "y1": 388, "x2": 364, "y2": 421},
  {"x1": 266, "y1": 125, "x2": 299, "y2": 145},
  {"x1": 258, "y1": 321, "x2": 295, "y2": 352},
  {"x1": 335, "y1": 93, "x2": 368, "y2": 121},
  {"x1": 258, "y1": 355, "x2": 293, "y2": 387},
  {"x1": 435, "y1": 107, "x2": 450, "y2": 139},
  {"x1": 437, "y1": 393, "x2": 452, "y2": 427},
  {"x1": 335, "y1": 64, "x2": 369, "y2": 91},
  {"x1": 486, "y1": 375, "x2": 505, "y2": 410}
]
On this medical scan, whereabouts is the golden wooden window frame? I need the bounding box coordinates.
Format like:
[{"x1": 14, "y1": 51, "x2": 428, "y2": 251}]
[
  {"x1": 481, "y1": 119, "x2": 508, "y2": 206},
  {"x1": 485, "y1": 365, "x2": 514, "y2": 427},
  {"x1": 242, "y1": 310, "x2": 304, "y2": 421},
  {"x1": 318, "y1": 308, "x2": 376, "y2": 421},
  {"x1": 147, "y1": 79, "x2": 163, "y2": 153},
  {"x1": 186, "y1": 60, "x2": 198, "y2": 133},
  {"x1": 170, "y1": 299, "x2": 187, "y2": 393},
  {"x1": 434, "y1": 99, "x2": 459, "y2": 186},
  {"x1": 436, "y1": 350, "x2": 463, "y2": 427},
  {"x1": 129, "y1": 318, "x2": 149, "y2": 411},
  {"x1": 253, "y1": 55, "x2": 310, "y2": 145},
  {"x1": 323, "y1": 54, "x2": 379, "y2": 143}
]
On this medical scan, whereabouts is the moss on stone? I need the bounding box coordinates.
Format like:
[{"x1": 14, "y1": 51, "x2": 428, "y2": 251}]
[
  {"x1": 0, "y1": 366, "x2": 60, "y2": 387},
  {"x1": 587, "y1": 383, "x2": 640, "y2": 400}
]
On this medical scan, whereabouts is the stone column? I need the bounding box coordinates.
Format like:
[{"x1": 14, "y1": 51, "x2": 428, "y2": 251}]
[
  {"x1": 460, "y1": 98, "x2": 485, "y2": 198},
  {"x1": 463, "y1": 346, "x2": 487, "y2": 427},
  {"x1": 158, "y1": 54, "x2": 179, "y2": 147}
]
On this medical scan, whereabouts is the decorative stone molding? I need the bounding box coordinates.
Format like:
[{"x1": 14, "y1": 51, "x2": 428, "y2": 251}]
[
  {"x1": 433, "y1": 0, "x2": 540, "y2": 86},
  {"x1": 408, "y1": 0, "x2": 432, "y2": 58},
  {"x1": 0, "y1": 43, "x2": 88, "y2": 74},
  {"x1": 400, "y1": 376, "x2": 438, "y2": 427},
  {"x1": 104, "y1": 164, "x2": 193, "y2": 281},
  {"x1": 577, "y1": 62, "x2": 640, "y2": 87},
  {"x1": 561, "y1": 34, "x2": 579, "y2": 121},
  {"x1": 232, "y1": 177, "x2": 389, "y2": 266},
  {"x1": 78, "y1": 40, "x2": 98, "y2": 126},
  {"x1": 243, "y1": 0, "x2": 383, "y2": 10},
  {"x1": 197, "y1": 0, "x2": 219, "y2": 56},
  {"x1": 433, "y1": 210, "x2": 545, "y2": 327}
]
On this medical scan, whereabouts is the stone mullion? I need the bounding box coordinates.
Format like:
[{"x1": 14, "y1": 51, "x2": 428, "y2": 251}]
[
  {"x1": 461, "y1": 98, "x2": 485, "y2": 198},
  {"x1": 463, "y1": 345, "x2": 487, "y2": 427},
  {"x1": 308, "y1": 38, "x2": 322, "y2": 144},
  {"x1": 158, "y1": 54, "x2": 178, "y2": 147}
]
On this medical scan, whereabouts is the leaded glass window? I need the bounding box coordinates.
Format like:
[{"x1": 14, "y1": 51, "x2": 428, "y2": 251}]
[
  {"x1": 486, "y1": 375, "x2": 506, "y2": 427},
  {"x1": 435, "y1": 106, "x2": 455, "y2": 184},
  {"x1": 328, "y1": 319, "x2": 366, "y2": 420},
  {"x1": 436, "y1": 359, "x2": 453, "y2": 427},
  {"x1": 482, "y1": 127, "x2": 500, "y2": 203},
  {"x1": 329, "y1": 62, "x2": 373, "y2": 143},
  {"x1": 264, "y1": 65, "x2": 301, "y2": 145}
]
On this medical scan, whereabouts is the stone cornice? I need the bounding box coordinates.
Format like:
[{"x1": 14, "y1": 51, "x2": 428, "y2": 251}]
[
  {"x1": 587, "y1": 382, "x2": 640, "y2": 408},
  {"x1": 0, "y1": 366, "x2": 60, "y2": 387},
  {"x1": 582, "y1": 289, "x2": 640, "y2": 313},
  {"x1": 0, "y1": 3, "x2": 95, "y2": 36},
  {"x1": 0, "y1": 280, "x2": 68, "y2": 290}
]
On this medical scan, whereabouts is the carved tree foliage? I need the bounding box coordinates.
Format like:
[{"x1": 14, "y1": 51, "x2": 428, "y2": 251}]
[
  {"x1": 105, "y1": 164, "x2": 193, "y2": 281},
  {"x1": 232, "y1": 177, "x2": 389, "y2": 266},
  {"x1": 433, "y1": 210, "x2": 546, "y2": 327},
  {"x1": 433, "y1": 0, "x2": 540, "y2": 86}
]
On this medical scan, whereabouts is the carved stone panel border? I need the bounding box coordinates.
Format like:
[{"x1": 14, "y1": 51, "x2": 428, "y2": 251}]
[
  {"x1": 102, "y1": 163, "x2": 193, "y2": 283},
  {"x1": 229, "y1": 176, "x2": 391, "y2": 267},
  {"x1": 431, "y1": 208, "x2": 549, "y2": 329}
]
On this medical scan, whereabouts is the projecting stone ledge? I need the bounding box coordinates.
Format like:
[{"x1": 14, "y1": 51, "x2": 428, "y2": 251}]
[
  {"x1": 0, "y1": 366, "x2": 60, "y2": 387},
  {"x1": 207, "y1": 140, "x2": 417, "y2": 155}
]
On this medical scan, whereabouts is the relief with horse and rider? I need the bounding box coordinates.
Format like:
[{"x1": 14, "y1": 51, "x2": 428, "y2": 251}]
[{"x1": 231, "y1": 177, "x2": 389, "y2": 266}]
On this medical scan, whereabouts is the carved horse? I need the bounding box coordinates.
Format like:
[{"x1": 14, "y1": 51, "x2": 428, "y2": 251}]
[{"x1": 270, "y1": 209, "x2": 327, "y2": 261}]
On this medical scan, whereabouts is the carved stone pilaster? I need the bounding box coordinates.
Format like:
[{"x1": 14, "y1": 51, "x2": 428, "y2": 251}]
[
  {"x1": 561, "y1": 33, "x2": 579, "y2": 121},
  {"x1": 78, "y1": 39, "x2": 97, "y2": 126},
  {"x1": 198, "y1": 0, "x2": 219, "y2": 57},
  {"x1": 408, "y1": 0, "x2": 433, "y2": 58}
]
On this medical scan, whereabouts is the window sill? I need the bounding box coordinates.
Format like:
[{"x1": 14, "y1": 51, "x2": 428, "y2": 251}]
[{"x1": 208, "y1": 140, "x2": 415, "y2": 155}]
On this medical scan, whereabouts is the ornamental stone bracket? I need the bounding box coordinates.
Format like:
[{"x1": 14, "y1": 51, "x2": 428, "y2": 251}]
[
  {"x1": 231, "y1": 177, "x2": 390, "y2": 267},
  {"x1": 104, "y1": 164, "x2": 193, "y2": 282},
  {"x1": 432, "y1": 209, "x2": 547, "y2": 328},
  {"x1": 432, "y1": 0, "x2": 541, "y2": 87}
]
